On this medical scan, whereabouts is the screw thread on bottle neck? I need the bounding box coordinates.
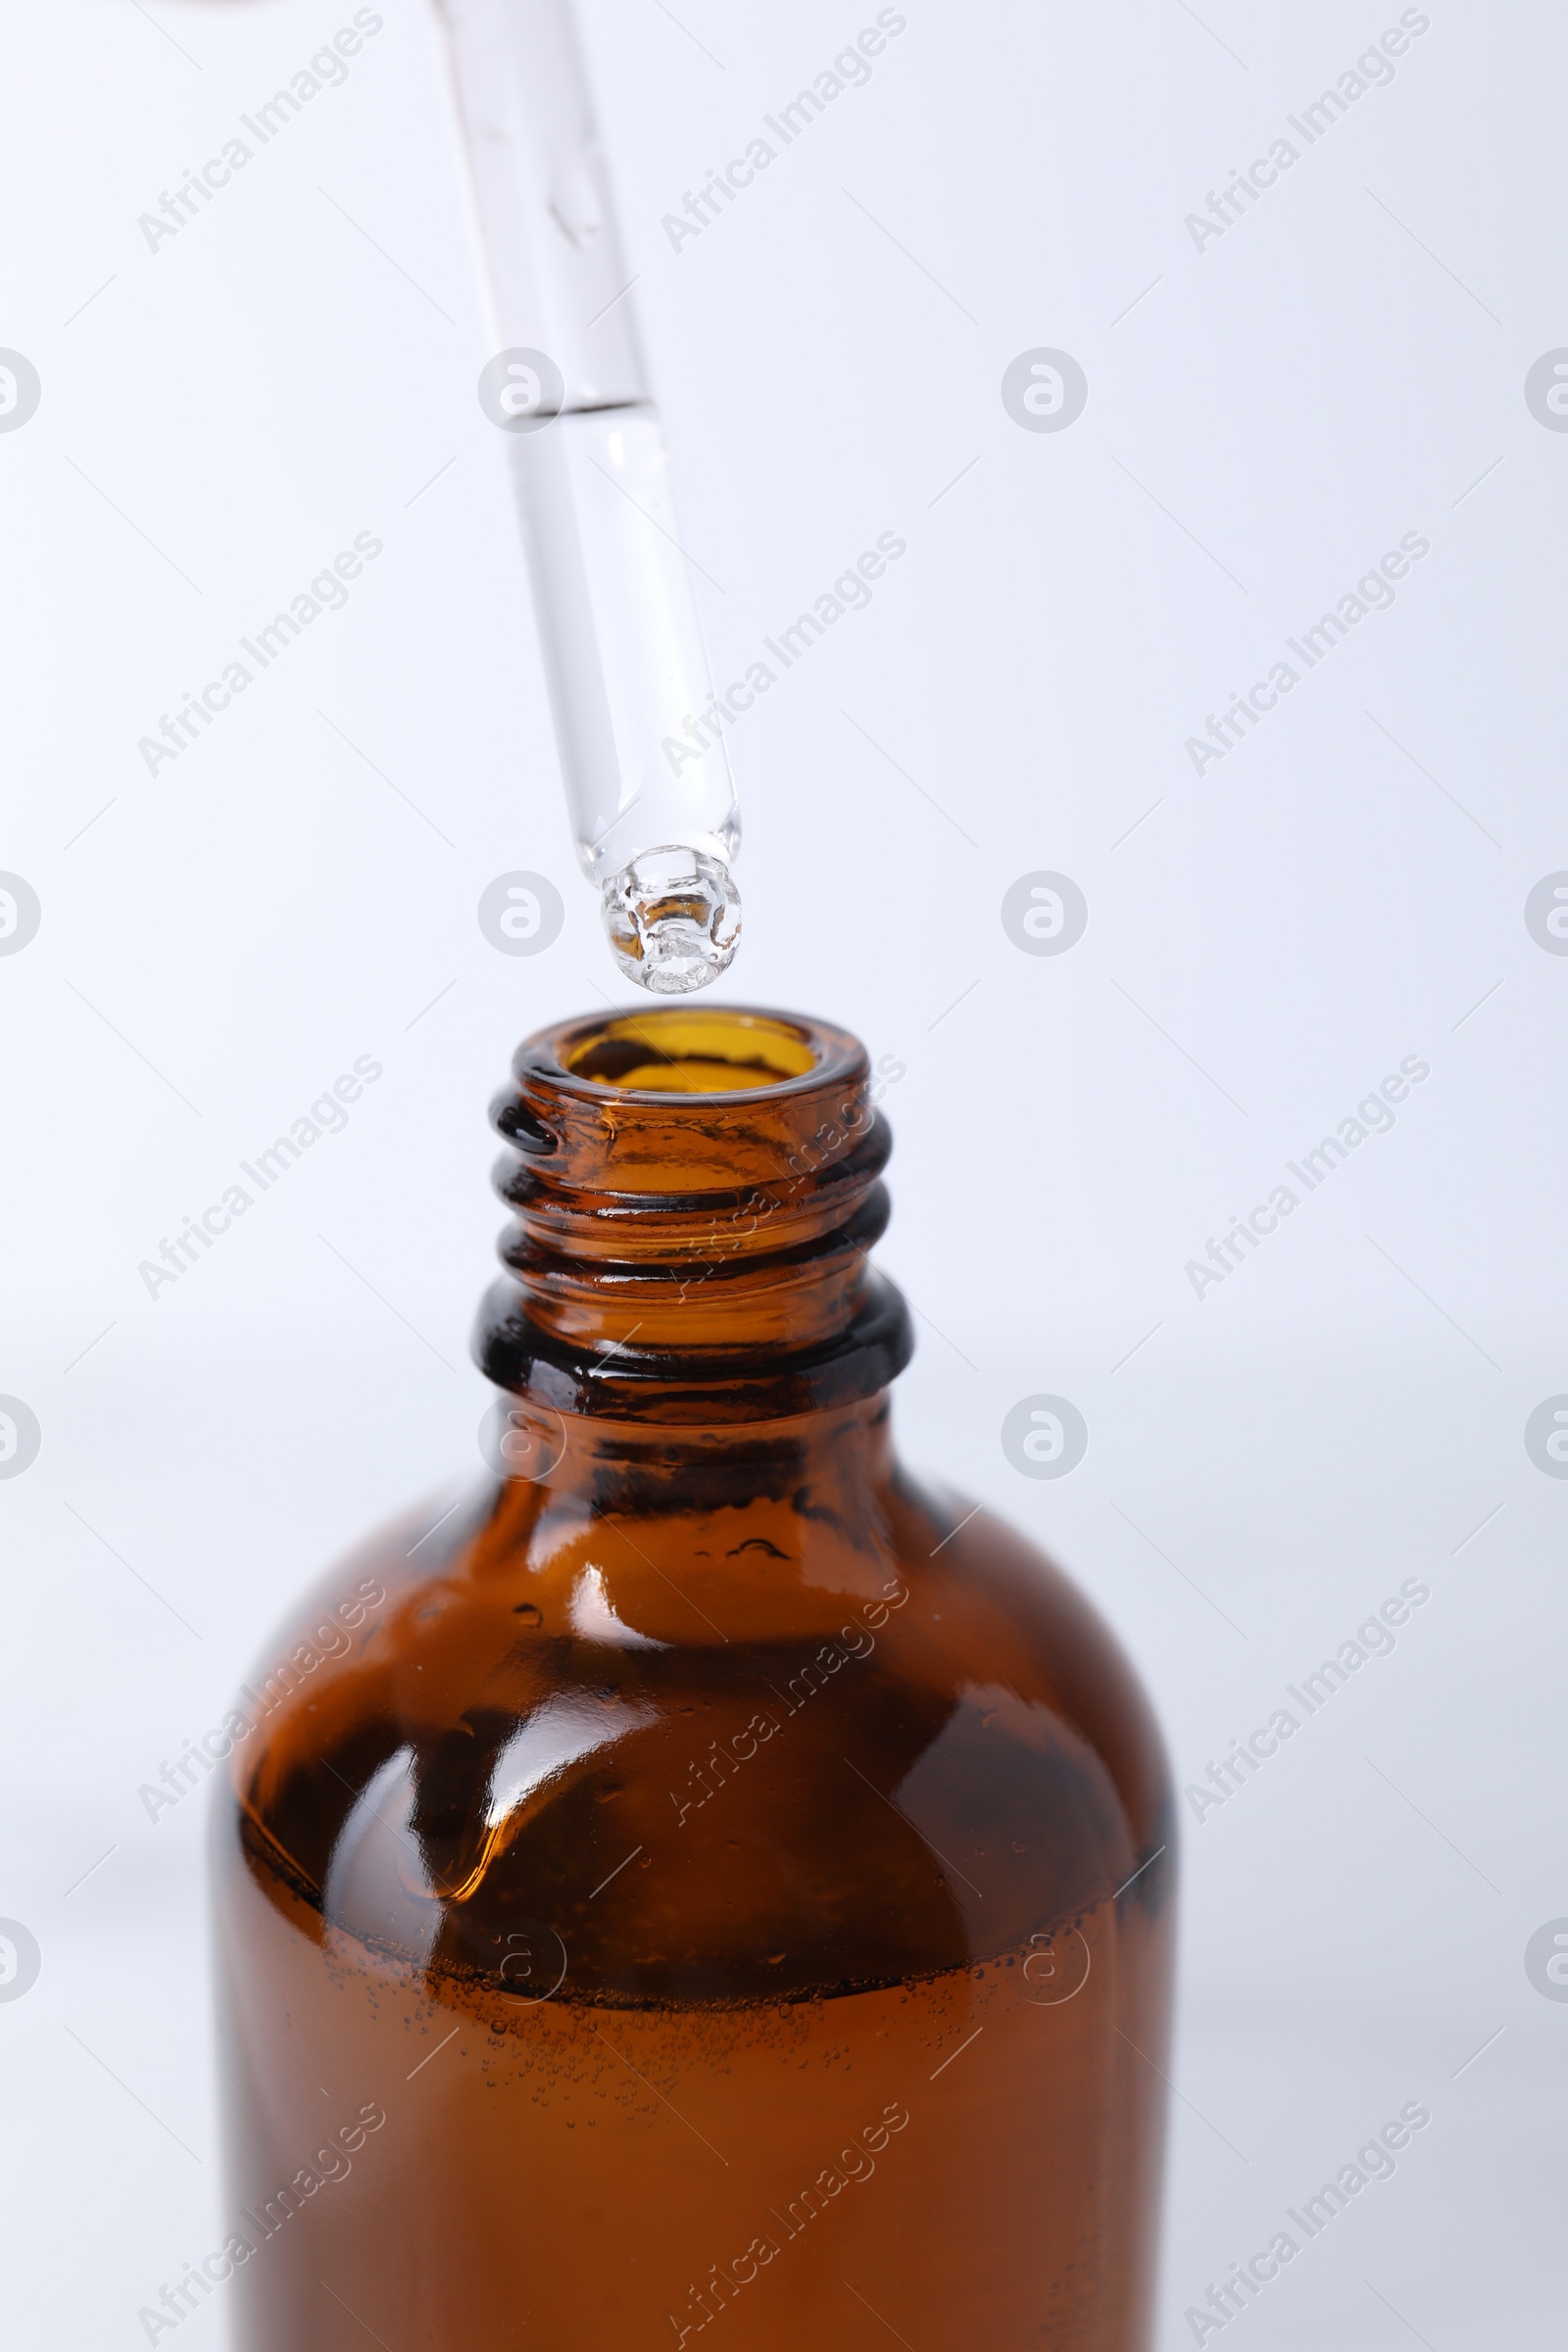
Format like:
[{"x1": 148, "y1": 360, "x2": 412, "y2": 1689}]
[{"x1": 474, "y1": 1006, "x2": 913, "y2": 1423}]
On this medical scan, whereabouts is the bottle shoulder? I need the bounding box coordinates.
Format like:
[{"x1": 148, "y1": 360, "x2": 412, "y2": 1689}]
[{"x1": 218, "y1": 1464, "x2": 1173, "y2": 2007}]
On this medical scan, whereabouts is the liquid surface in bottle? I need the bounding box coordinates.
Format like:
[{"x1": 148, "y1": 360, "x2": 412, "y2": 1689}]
[{"x1": 222, "y1": 1853, "x2": 1161, "y2": 2350}]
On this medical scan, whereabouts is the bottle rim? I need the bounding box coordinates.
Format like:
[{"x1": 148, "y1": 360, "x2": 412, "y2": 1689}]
[{"x1": 529, "y1": 1004, "x2": 855, "y2": 1102}]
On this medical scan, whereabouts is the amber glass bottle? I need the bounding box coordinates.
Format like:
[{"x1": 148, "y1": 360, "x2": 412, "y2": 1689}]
[{"x1": 212, "y1": 1006, "x2": 1174, "y2": 2350}]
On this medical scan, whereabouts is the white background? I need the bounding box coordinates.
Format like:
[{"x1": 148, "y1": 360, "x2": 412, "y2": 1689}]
[{"x1": 1, "y1": 0, "x2": 1564, "y2": 2342}]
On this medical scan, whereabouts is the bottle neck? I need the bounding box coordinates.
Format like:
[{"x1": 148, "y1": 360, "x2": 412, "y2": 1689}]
[
  {"x1": 478, "y1": 1393, "x2": 900, "y2": 1525},
  {"x1": 473, "y1": 1008, "x2": 914, "y2": 1425}
]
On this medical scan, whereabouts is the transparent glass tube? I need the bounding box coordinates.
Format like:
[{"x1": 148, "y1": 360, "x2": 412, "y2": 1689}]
[{"x1": 436, "y1": 0, "x2": 742, "y2": 992}]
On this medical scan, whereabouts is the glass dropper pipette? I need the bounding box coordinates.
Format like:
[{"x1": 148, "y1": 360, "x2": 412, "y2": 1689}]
[{"x1": 434, "y1": 0, "x2": 742, "y2": 993}]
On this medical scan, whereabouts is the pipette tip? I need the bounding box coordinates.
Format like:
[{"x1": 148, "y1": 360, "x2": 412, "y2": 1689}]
[{"x1": 602, "y1": 847, "x2": 742, "y2": 995}]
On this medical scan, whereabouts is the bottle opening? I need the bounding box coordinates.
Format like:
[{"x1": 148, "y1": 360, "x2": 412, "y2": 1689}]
[{"x1": 562, "y1": 1008, "x2": 818, "y2": 1096}]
